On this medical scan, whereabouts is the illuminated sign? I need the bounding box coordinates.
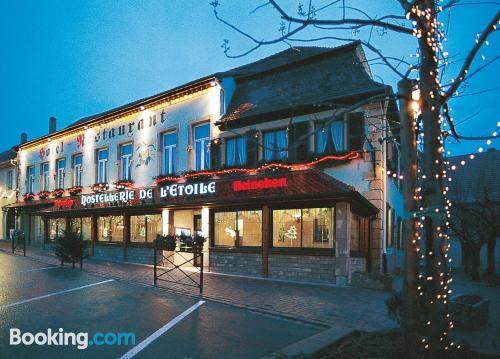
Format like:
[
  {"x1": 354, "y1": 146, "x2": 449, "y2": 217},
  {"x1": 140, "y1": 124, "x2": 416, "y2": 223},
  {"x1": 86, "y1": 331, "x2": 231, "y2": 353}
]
[
  {"x1": 54, "y1": 199, "x2": 74, "y2": 208},
  {"x1": 81, "y1": 190, "x2": 135, "y2": 206},
  {"x1": 160, "y1": 182, "x2": 216, "y2": 197},
  {"x1": 233, "y1": 177, "x2": 287, "y2": 191}
]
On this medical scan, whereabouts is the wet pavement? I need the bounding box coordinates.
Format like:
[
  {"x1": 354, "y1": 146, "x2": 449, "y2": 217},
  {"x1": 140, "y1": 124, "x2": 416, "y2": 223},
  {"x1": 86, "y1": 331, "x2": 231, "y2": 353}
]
[{"x1": 0, "y1": 252, "x2": 319, "y2": 358}]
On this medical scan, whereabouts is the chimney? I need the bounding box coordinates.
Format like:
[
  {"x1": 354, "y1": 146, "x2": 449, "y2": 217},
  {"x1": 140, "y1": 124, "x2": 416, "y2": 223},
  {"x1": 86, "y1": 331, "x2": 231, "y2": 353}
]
[
  {"x1": 20, "y1": 133, "x2": 27, "y2": 144},
  {"x1": 49, "y1": 116, "x2": 57, "y2": 134}
]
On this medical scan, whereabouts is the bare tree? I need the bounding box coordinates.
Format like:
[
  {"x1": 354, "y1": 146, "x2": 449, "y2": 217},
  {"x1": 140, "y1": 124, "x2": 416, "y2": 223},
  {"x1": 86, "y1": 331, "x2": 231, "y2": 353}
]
[{"x1": 211, "y1": 1, "x2": 500, "y2": 357}]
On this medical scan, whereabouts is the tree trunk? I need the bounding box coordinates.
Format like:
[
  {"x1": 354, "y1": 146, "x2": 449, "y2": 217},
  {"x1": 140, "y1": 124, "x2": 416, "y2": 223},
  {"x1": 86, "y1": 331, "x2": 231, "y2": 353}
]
[
  {"x1": 461, "y1": 241, "x2": 471, "y2": 277},
  {"x1": 471, "y1": 244, "x2": 481, "y2": 282},
  {"x1": 485, "y1": 238, "x2": 496, "y2": 283}
]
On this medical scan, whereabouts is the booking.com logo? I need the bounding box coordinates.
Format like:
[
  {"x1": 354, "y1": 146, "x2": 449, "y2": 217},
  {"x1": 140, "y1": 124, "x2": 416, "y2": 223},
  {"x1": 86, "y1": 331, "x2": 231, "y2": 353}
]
[{"x1": 10, "y1": 328, "x2": 136, "y2": 350}]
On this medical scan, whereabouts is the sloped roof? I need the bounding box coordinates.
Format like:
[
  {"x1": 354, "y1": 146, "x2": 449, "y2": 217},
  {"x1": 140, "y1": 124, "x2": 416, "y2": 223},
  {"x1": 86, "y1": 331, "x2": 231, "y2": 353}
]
[
  {"x1": 447, "y1": 149, "x2": 500, "y2": 204},
  {"x1": 219, "y1": 42, "x2": 390, "y2": 127},
  {"x1": 0, "y1": 149, "x2": 16, "y2": 164}
]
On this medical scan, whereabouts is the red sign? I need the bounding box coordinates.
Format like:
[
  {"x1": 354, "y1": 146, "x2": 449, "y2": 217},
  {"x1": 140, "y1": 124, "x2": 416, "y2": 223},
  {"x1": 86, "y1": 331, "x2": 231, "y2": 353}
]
[
  {"x1": 233, "y1": 177, "x2": 287, "y2": 192},
  {"x1": 54, "y1": 199, "x2": 74, "y2": 208}
]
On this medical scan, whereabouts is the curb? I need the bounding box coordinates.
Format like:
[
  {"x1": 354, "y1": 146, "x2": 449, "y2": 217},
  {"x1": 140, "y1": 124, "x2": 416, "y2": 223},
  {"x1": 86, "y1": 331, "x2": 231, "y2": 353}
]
[{"x1": 261, "y1": 326, "x2": 355, "y2": 359}]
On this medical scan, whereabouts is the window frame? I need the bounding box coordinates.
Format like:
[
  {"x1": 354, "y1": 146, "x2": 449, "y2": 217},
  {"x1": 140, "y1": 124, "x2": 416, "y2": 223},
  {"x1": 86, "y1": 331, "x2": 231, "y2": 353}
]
[
  {"x1": 225, "y1": 136, "x2": 247, "y2": 167},
  {"x1": 130, "y1": 213, "x2": 162, "y2": 243},
  {"x1": 6, "y1": 169, "x2": 14, "y2": 190},
  {"x1": 27, "y1": 165, "x2": 35, "y2": 193},
  {"x1": 56, "y1": 157, "x2": 66, "y2": 189},
  {"x1": 263, "y1": 128, "x2": 288, "y2": 162},
  {"x1": 193, "y1": 122, "x2": 211, "y2": 171},
  {"x1": 161, "y1": 130, "x2": 177, "y2": 175},
  {"x1": 72, "y1": 153, "x2": 83, "y2": 187},
  {"x1": 96, "y1": 148, "x2": 109, "y2": 184},
  {"x1": 119, "y1": 142, "x2": 133, "y2": 181},
  {"x1": 314, "y1": 119, "x2": 346, "y2": 154},
  {"x1": 212, "y1": 208, "x2": 263, "y2": 248},
  {"x1": 41, "y1": 162, "x2": 50, "y2": 191},
  {"x1": 96, "y1": 215, "x2": 124, "y2": 242}
]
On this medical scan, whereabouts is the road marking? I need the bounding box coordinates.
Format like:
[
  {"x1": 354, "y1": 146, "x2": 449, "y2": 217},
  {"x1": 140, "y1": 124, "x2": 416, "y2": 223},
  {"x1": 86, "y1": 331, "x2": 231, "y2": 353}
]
[
  {"x1": 0, "y1": 279, "x2": 114, "y2": 309},
  {"x1": 21, "y1": 266, "x2": 58, "y2": 273},
  {"x1": 119, "y1": 300, "x2": 206, "y2": 359}
]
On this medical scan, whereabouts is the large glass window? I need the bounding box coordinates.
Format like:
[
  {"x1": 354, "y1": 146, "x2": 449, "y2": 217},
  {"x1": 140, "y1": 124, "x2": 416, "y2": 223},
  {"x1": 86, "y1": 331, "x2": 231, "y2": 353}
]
[
  {"x1": 226, "y1": 137, "x2": 247, "y2": 166},
  {"x1": 73, "y1": 154, "x2": 82, "y2": 187},
  {"x1": 70, "y1": 217, "x2": 92, "y2": 241},
  {"x1": 56, "y1": 158, "x2": 66, "y2": 188},
  {"x1": 130, "y1": 214, "x2": 162, "y2": 242},
  {"x1": 120, "y1": 143, "x2": 133, "y2": 180},
  {"x1": 214, "y1": 210, "x2": 262, "y2": 247},
  {"x1": 273, "y1": 208, "x2": 335, "y2": 248},
  {"x1": 97, "y1": 149, "x2": 108, "y2": 183},
  {"x1": 316, "y1": 120, "x2": 345, "y2": 154},
  {"x1": 97, "y1": 216, "x2": 123, "y2": 242},
  {"x1": 41, "y1": 162, "x2": 50, "y2": 191},
  {"x1": 49, "y1": 218, "x2": 66, "y2": 241},
  {"x1": 27, "y1": 166, "x2": 35, "y2": 193},
  {"x1": 162, "y1": 132, "x2": 177, "y2": 175},
  {"x1": 264, "y1": 129, "x2": 287, "y2": 162},
  {"x1": 194, "y1": 123, "x2": 210, "y2": 170}
]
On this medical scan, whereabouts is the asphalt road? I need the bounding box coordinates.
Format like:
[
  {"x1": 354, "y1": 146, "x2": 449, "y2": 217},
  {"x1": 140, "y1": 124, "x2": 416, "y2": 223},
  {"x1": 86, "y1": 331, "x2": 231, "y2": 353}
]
[{"x1": 0, "y1": 252, "x2": 319, "y2": 359}]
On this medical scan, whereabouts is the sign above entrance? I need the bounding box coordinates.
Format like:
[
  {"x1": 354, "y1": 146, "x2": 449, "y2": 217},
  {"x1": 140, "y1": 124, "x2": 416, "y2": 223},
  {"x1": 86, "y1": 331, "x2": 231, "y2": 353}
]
[
  {"x1": 54, "y1": 199, "x2": 74, "y2": 208},
  {"x1": 233, "y1": 177, "x2": 287, "y2": 192}
]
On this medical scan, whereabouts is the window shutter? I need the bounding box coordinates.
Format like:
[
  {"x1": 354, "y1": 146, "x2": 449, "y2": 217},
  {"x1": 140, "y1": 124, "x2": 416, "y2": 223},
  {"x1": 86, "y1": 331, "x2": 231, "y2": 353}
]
[
  {"x1": 210, "y1": 139, "x2": 221, "y2": 169},
  {"x1": 348, "y1": 112, "x2": 364, "y2": 151},
  {"x1": 246, "y1": 130, "x2": 258, "y2": 167},
  {"x1": 290, "y1": 122, "x2": 310, "y2": 162}
]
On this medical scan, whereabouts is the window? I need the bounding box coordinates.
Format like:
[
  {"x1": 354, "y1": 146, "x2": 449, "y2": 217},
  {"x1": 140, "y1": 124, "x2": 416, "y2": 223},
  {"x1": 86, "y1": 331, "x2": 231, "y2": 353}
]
[
  {"x1": 194, "y1": 123, "x2": 210, "y2": 170},
  {"x1": 96, "y1": 149, "x2": 108, "y2": 183},
  {"x1": 56, "y1": 158, "x2": 66, "y2": 189},
  {"x1": 273, "y1": 207, "x2": 335, "y2": 248},
  {"x1": 226, "y1": 137, "x2": 247, "y2": 166},
  {"x1": 162, "y1": 132, "x2": 177, "y2": 175},
  {"x1": 264, "y1": 129, "x2": 287, "y2": 162},
  {"x1": 214, "y1": 210, "x2": 262, "y2": 247},
  {"x1": 120, "y1": 143, "x2": 133, "y2": 180},
  {"x1": 130, "y1": 214, "x2": 162, "y2": 242},
  {"x1": 70, "y1": 217, "x2": 92, "y2": 241},
  {"x1": 316, "y1": 120, "x2": 345, "y2": 154},
  {"x1": 27, "y1": 166, "x2": 35, "y2": 193},
  {"x1": 48, "y1": 218, "x2": 66, "y2": 241},
  {"x1": 220, "y1": 88, "x2": 225, "y2": 116},
  {"x1": 6, "y1": 170, "x2": 14, "y2": 190},
  {"x1": 97, "y1": 216, "x2": 123, "y2": 242},
  {"x1": 73, "y1": 154, "x2": 82, "y2": 187},
  {"x1": 41, "y1": 162, "x2": 50, "y2": 191}
]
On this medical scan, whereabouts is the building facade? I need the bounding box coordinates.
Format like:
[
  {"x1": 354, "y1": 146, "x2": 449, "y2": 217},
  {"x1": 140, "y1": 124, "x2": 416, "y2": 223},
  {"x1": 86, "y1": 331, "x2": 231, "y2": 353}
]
[
  {"x1": 12, "y1": 42, "x2": 403, "y2": 283},
  {"x1": 0, "y1": 149, "x2": 17, "y2": 240}
]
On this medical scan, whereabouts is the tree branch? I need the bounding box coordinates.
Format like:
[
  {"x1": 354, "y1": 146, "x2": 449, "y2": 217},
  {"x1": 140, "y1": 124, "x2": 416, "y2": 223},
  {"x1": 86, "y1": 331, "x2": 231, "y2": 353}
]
[
  {"x1": 441, "y1": 11, "x2": 500, "y2": 102},
  {"x1": 268, "y1": 0, "x2": 414, "y2": 34}
]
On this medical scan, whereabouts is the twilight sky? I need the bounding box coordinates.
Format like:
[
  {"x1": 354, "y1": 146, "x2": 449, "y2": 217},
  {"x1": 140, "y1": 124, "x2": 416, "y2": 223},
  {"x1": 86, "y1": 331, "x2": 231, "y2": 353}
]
[{"x1": 0, "y1": 0, "x2": 498, "y2": 155}]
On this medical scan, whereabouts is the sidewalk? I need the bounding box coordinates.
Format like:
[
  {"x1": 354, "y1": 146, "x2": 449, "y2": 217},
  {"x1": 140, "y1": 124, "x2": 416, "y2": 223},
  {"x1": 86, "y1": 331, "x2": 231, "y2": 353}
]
[{"x1": 0, "y1": 241, "x2": 396, "y2": 331}]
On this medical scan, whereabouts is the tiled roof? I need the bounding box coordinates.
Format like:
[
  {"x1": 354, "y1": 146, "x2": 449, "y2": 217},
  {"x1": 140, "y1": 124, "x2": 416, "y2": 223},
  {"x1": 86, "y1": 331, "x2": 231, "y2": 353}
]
[
  {"x1": 219, "y1": 42, "x2": 389, "y2": 126},
  {"x1": 0, "y1": 149, "x2": 16, "y2": 164},
  {"x1": 447, "y1": 149, "x2": 500, "y2": 204}
]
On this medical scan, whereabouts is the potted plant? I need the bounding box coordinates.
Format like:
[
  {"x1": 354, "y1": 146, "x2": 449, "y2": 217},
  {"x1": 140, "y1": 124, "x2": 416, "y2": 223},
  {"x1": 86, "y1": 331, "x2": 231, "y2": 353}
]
[
  {"x1": 54, "y1": 229, "x2": 89, "y2": 269},
  {"x1": 192, "y1": 233, "x2": 207, "y2": 252},
  {"x1": 91, "y1": 183, "x2": 109, "y2": 193},
  {"x1": 52, "y1": 188, "x2": 65, "y2": 198},
  {"x1": 115, "y1": 180, "x2": 134, "y2": 190},
  {"x1": 68, "y1": 186, "x2": 83, "y2": 196},
  {"x1": 37, "y1": 190, "x2": 50, "y2": 199},
  {"x1": 155, "y1": 234, "x2": 177, "y2": 251},
  {"x1": 23, "y1": 192, "x2": 35, "y2": 202}
]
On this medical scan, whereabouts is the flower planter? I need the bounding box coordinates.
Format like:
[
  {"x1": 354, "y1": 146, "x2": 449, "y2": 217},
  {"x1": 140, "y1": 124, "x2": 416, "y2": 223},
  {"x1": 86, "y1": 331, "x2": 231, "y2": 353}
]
[{"x1": 449, "y1": 294, "x2": 489, "y2": 330}]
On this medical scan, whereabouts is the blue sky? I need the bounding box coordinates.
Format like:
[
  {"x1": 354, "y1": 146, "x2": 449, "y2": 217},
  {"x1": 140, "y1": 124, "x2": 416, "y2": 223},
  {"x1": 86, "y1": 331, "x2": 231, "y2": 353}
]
[{"x1": 0, "y1": 0, "x2": 498, "y2": 155}]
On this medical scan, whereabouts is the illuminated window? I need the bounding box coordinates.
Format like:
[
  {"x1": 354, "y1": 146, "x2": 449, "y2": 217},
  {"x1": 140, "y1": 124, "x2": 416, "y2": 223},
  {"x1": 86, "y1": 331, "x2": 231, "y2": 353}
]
[
  {"x1": 263, "y1": 129, "x2": 287, "y2": 162},
  {"x1": 41, "y1": 162, "x2": 50, "y2": 191},
  {"x1": 96, "y1": 149, "x2": 108, "y2": 183},
  {"x1": 56, "y1": 158, "x2": 66, "y2": 189},
  {"x1": 27, "y1": 166, "x2": 35, "y2": 193},
  {"x1": 48, "y1": 218, "x2": 66, "y2": 241},
  {"x1": 73, "y1": 154, "x2": 82, "y2": 187},
  {"x1": 273, "y1": 207, "x2": 335, "y2": 248},
  {"x1": 316, "y1": 120, "x2": 345, "y2": 153},
  {"x1": 130, "y1": 214, "x2": 162, "y2": 243},
  {"x1": 70, "y1": 217, "x2": 92, "y2": 241},
  {"x1": 162, "y1": 132, "x2": 176, "y2": 175},
  {"x1": 226, "y1": 137, "x2": 246, "y2": 166},
  {"x1": 120, "y1": 143, "x2": 133, "y2": 180},
  {"x1": 214, "y1": 210, "x2": 262, "y2": 247},
  {"x1": 97, "y1": 215, "x2": 123, "y2": 242},
  {"x1": 194, "y1": 123, "x2": 210, "y2": 170},
  {"x1": 6, "y1": 170, "x2": 14, "y2": 190}
]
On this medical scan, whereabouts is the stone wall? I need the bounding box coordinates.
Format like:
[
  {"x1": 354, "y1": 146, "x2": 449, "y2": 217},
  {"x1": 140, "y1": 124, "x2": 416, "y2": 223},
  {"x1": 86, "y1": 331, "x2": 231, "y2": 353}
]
[
  {"x1": 92, "y1": 244, "x2": 125, "y2": 261},
  {"x1": 348, "y1": 257, "x2": 366, "y2": 282},
  {"x1": 126, "y1": 246, "x2": 157, "y2": 265},
  {"x1": 268, "y1": 254, "x2": 336, "y2": 283},
  {"x1": 209, "y1": 252, "x2": 262, "y2": 277}
]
